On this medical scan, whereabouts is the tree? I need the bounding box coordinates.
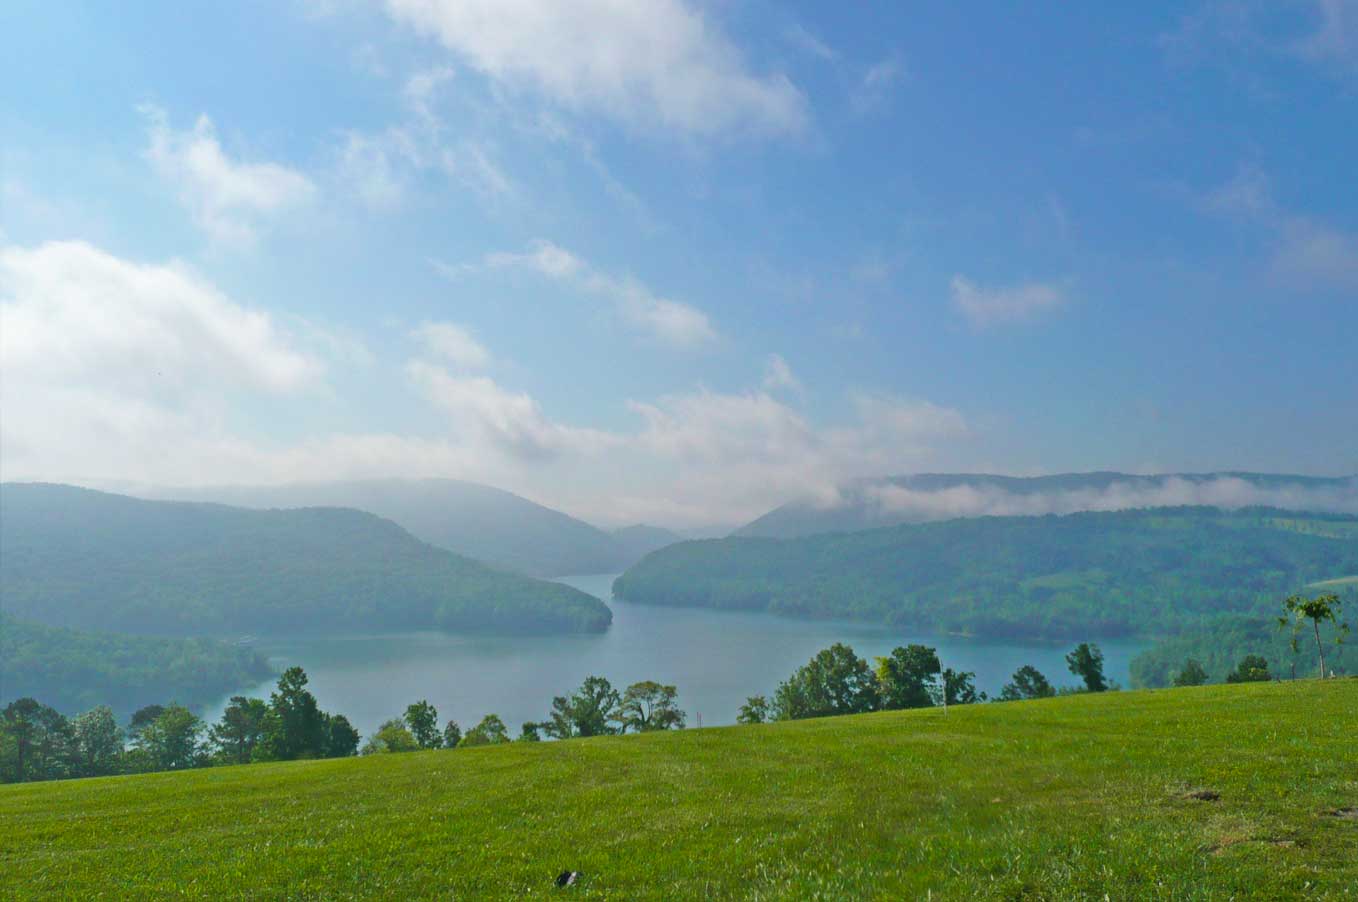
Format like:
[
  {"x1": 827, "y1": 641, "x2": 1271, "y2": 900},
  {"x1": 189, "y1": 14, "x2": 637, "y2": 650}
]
[
  {"x1": 997, "y1": 665, "x2": 1055, "y2": 701},
  {"x1": 209, "y1": 696, "x2": 269, "y2": 765},
  {"x1": 772, "y1": 643, "x2": 879, "y2": 721},
  {"x1": 875, "y1": 645, "x2": 940, "y2": 709},
  {"x1": 460, "y1": 714, "x2": 510, "y2": 746},
  {"x1": 442, "y1": 720, "x2": 463, "y2": 749},
  {"x1": 404, "y1": 700, "x2": 441, "y2": 750},
  {"x1": 518, "y1": 721, "x2": 542, "y2": 742},
  {"x1": 1066, "y1": 643, "x2": 1108, "y2": 692},
  {"x1": 737, "y1": 695, "x2": 770, "y2": 725},
  {"x1": 1, "y1": 698, "x2": 72, "y2": 783},
  {"x1": 137, "y1": 706, "x2": 203, "y2": 770},
  {"x1": 263, "y1": 667, "x2": 327, "y2": 760},
  {"x1": 1280, "y1": 593, "x2": 1349, "y2": 679},
  {"x1": 938, "y1": 668, "x2": 983, "y2": 705},
  {"x1": 361, "y1": 719, "x2": 418, "y2": 755},
  {"x1": 1226, "y1": 654, "x2": 1271, "y2": 683},
  {"x1": 71, "y1": 706, "x2": 123, "y2": 777},
  {"x1": 542, "y1": 676, "x2": 621, "y2": 739},
  {"x1": 127, "y1": 704, "x2": 166, "y2": 741},
  {"x1": 323, "y1": 714, "x2": 360, "y2": 758},
  {"x1": 1172, "y1": 659, "x2": 1209, "y2": 687},
  {"x1": 616, "y1": 681, "x2": 686, "y2": 733}
]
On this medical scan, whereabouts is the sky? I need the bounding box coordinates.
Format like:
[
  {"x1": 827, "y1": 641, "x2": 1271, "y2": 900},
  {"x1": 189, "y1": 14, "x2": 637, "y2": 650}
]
[{"x1": 1, "y1": 0, "x2": 1356, "y2": 529}]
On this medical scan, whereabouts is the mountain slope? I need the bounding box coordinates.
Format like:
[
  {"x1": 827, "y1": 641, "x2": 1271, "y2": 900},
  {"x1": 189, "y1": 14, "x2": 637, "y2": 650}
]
[
  {"x1": 609, "y1": 524, "x2": 683, "y2": 562},
  {"x1": 142, "y1": 479, "x2": 634, "y2": 577},
  {"x1": 736, "y1": 471, "x2": 1358, "y2": 538},
  {"x1": 617, "y1": 506, "x2": 1358, "y2": 639},
  {"x1": 0, "y1": 483, "x2": 611, "y2": 636},
  {"x1": 0, "y1": 615, "x2": 273, "y2": 716},
  {"x1": 4, "y1": 681, "x2": 1355, "y2": 897}
]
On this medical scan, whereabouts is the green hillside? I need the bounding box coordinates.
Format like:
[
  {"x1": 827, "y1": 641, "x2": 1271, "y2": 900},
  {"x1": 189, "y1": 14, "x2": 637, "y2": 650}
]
[
  {"x1": 0, "y1": 483, "x2": 610, "y2": 636},
  {"x1": 0, "y1": 615, "x2": 272, "y2": 716},
  {"x1": 3, "y1": 681, "x2": 1355, "y2": 898},
  {"x1": 616, "y1": 507, "x2": 1358, "y2": 639}
]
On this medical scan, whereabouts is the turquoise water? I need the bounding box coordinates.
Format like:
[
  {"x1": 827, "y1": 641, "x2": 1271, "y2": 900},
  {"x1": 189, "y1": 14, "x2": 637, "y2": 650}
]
[{"x1": 207, "y1": 573, "x2": 1147, "y2": 736}]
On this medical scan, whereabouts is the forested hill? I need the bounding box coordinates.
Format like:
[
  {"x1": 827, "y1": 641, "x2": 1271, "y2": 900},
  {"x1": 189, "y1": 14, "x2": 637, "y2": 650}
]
[
  {"x1": 0, "y1": 615, "x2": 273, "y2": 716},
  {"x1": 615, "y1": 507, "x2": 1358, "y2": 640},
  {"x1": 139, "y1": 479, "x2": 661, "y2": 577},
  {"x1": 735, "y1": 471, "x2": 1358, "y2": 539},
  {"x1": 0, "y1": 483, "x2": 611, "y2": 636}
]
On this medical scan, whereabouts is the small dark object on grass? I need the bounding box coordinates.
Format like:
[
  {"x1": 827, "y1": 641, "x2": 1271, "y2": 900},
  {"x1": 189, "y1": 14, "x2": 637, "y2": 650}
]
[
  {"x1": 1186, "y1": 789, "x2": 1220, "y2": 801},
  {"x1": 1329, "y1": 807, "x2": 1358, "y2": 820},
  {"x1": 556, "y1": 871, "x2": 580, "y2": 888}
]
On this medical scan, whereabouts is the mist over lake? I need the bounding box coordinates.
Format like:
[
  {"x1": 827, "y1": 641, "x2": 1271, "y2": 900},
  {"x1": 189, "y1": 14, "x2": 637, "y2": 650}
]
[{"x1": 207, "y1": 574, "x2": 1146, "y2": 736}]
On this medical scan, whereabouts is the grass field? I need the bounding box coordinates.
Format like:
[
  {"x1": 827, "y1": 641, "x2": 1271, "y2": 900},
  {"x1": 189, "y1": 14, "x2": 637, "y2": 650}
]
[{"x1": 3, "y1": 681, "x2": 1356, "y2": 899}]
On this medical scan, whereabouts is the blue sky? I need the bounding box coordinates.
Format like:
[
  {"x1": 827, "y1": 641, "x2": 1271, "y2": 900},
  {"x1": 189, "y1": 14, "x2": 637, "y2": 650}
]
[{"x1": 1, "y1": 0, "x2": 1355, "y2": 527}]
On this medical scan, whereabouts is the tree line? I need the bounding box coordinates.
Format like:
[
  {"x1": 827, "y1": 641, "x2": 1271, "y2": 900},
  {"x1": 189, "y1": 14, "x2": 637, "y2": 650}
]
[
  {"x1": 360, "y1": 677, "x2": 687, "y2": 755},
  {"x1": 734, "y1": 640, "x2": 1114, "y2": 724},
  {"x1": 1, "y1": 667, "x2": 356, "y2": 784}
]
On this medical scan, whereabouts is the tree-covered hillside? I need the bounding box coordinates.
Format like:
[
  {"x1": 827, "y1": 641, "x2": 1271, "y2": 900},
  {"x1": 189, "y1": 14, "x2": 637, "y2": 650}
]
[
  {"x1": 0, "y1": 483, "x2": 611, "y2": 636},
  {"x1": 141, "y1": 479, "x2": 639, "y2": 577},
  {"x1": 0, "y1": 615, "x2": 273, "y2": 716},
  {"x1": 616, "y1": 507, "x2": 1358, "y2": 639}
]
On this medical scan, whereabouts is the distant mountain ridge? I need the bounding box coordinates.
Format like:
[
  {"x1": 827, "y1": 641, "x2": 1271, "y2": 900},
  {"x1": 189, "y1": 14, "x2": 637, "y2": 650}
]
[
  {"x1": 734, "y1": 471, "x2": 1358, "y2": 539},
  {"x1": 0, "y1": 483, "x2": 611, "y2": 636},
  {"x1": 618, "y1": 506, "x2": 1358, "y2": 640},
  {"x1": 139, "y1": 479, "x2": 679, "y2": 577}
]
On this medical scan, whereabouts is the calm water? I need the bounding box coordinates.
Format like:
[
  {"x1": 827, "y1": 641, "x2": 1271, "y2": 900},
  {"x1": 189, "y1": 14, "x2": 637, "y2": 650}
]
[{"x1": 206, "y1": 573, "x2": 1147, "y2": 736}]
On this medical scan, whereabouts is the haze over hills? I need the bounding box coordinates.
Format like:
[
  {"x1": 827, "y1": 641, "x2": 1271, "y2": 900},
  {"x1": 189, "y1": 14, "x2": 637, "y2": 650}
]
[
  {"x1": 138, "y1": 479, "x2": 679, "y2": 577},
  {"x1": 0, "y1": 483, "x2": 611, "y2": 637},
  {"x1": 734, "y1": 471, "x2": 1358, "y2": 539},
  {"x1": 618, "y1": 506, "x2": 1358, "y2": 640}
]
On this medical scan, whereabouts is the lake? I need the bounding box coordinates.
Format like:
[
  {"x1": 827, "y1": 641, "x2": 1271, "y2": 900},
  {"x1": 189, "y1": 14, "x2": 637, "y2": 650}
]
[{"x1": 207, "y1": 573, "x2": 1148, "y2": 736}]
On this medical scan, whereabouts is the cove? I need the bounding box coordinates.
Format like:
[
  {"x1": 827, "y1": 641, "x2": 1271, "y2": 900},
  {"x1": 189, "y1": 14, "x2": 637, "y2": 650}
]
[{"x1": 206, "y1": 573, "x2": 1147, "y2": 737}]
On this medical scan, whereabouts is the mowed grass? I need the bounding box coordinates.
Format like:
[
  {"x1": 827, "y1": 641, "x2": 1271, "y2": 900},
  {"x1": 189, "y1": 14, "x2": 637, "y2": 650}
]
[{"x1": 3, "y1": 682, "x2": 1356, "y2": 900}]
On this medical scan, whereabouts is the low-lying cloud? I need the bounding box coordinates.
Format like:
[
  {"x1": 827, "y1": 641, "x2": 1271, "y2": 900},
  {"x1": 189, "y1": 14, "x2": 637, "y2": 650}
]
[{"x1": 848, "y1": 475, "x2": 1358, "y2": 521}]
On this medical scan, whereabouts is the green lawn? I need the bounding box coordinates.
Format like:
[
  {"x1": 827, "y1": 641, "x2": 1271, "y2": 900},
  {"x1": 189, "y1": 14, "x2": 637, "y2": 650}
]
[{"x1": 3, "y1": 681, "x2": 1356, "y2": 899}]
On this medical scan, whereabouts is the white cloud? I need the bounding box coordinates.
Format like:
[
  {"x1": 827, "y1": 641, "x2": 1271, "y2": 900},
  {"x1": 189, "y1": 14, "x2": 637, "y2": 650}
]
[
  {"x1": 762, "y1": 353, "x2": 800, "y2": 393},
  {"x1": 784, "y1": 23, "x2": 837, "y2": 61},
  {"x1": 382, "y1": 0, "x2": 807, "y2": 137},
  {"x1": 855, "y1": 475, "x2": 1358, "y2": 520},
  {"x1": 0, "y1": 241, "x2": 325, "y2": 482},
  {"x1": 141, "y1": 106, "x2": 316, "y2": 245},
  {"x1": 852, "y1": 54, "x2": 905, "y2": 115},
  {"x1": 949, "y1": 275, "x2": 1067, "y2": 328},
  {"x1": 411, "y1": 320, "x2": 491, "y2": 369},
  {"x1": 448, "y1": 240, "x2": 718, "y2": 348},
  {"x1": 406, "y1": 360, "x2": 616, "y2": 460},
  {"x1": 332, "y1": 69, "x2": 518, "y2": 208},
  {"x1": 1203, "y1": 164, "x2": 1358, "y2": 291}
]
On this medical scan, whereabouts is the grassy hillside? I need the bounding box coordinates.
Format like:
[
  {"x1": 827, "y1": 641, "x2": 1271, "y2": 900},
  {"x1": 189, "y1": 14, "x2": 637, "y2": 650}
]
[
  {"x1": 617, "y1": 507, "x2": 1358, "y2": 639},
  {"x1": 0, "y1": 483, "x2": 610, "y2": 636},
  {"x1": 142, "y1": 479, "x2": 639, "y2": 577},
  {"x1": 3, "y1": 681, "x2": 1355, "y2": 898},
  {"x1": 736, "y1": 471, "x2": 1358, "y2": 538},
  {"x1": 0, "y1": 615, "x2": 273, "y2": 716}
]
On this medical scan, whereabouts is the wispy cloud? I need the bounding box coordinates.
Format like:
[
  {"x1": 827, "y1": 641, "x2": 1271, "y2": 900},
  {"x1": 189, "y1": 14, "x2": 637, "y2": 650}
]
[
  {"x1": 411, "y1": 321, "x2": 491, "y2": 369},
  {"x1": 1204, "y1": 163, "x2": 1358, "y2": 291},
  {"x1": 762, "y1": 354, "x2": 801, "y2": 393},
  {"x1": 444, "y1": 240, "x2": 718, "y2": 349},
  {"x1": 383, "y1": 0, "x2": 808, "y2": 138},
  {"x1": 949, "y1": 275, "x2": 1068, "y2": 328},
  {"x1": 140, "y1": 105, "x2": 316, "y2": 246}
]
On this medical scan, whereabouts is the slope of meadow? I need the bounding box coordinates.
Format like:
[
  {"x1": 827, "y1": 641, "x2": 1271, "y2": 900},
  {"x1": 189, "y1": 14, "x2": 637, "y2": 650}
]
[{"x1": 3, "y1": 681, "x2": 1355, "y2": 899}]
